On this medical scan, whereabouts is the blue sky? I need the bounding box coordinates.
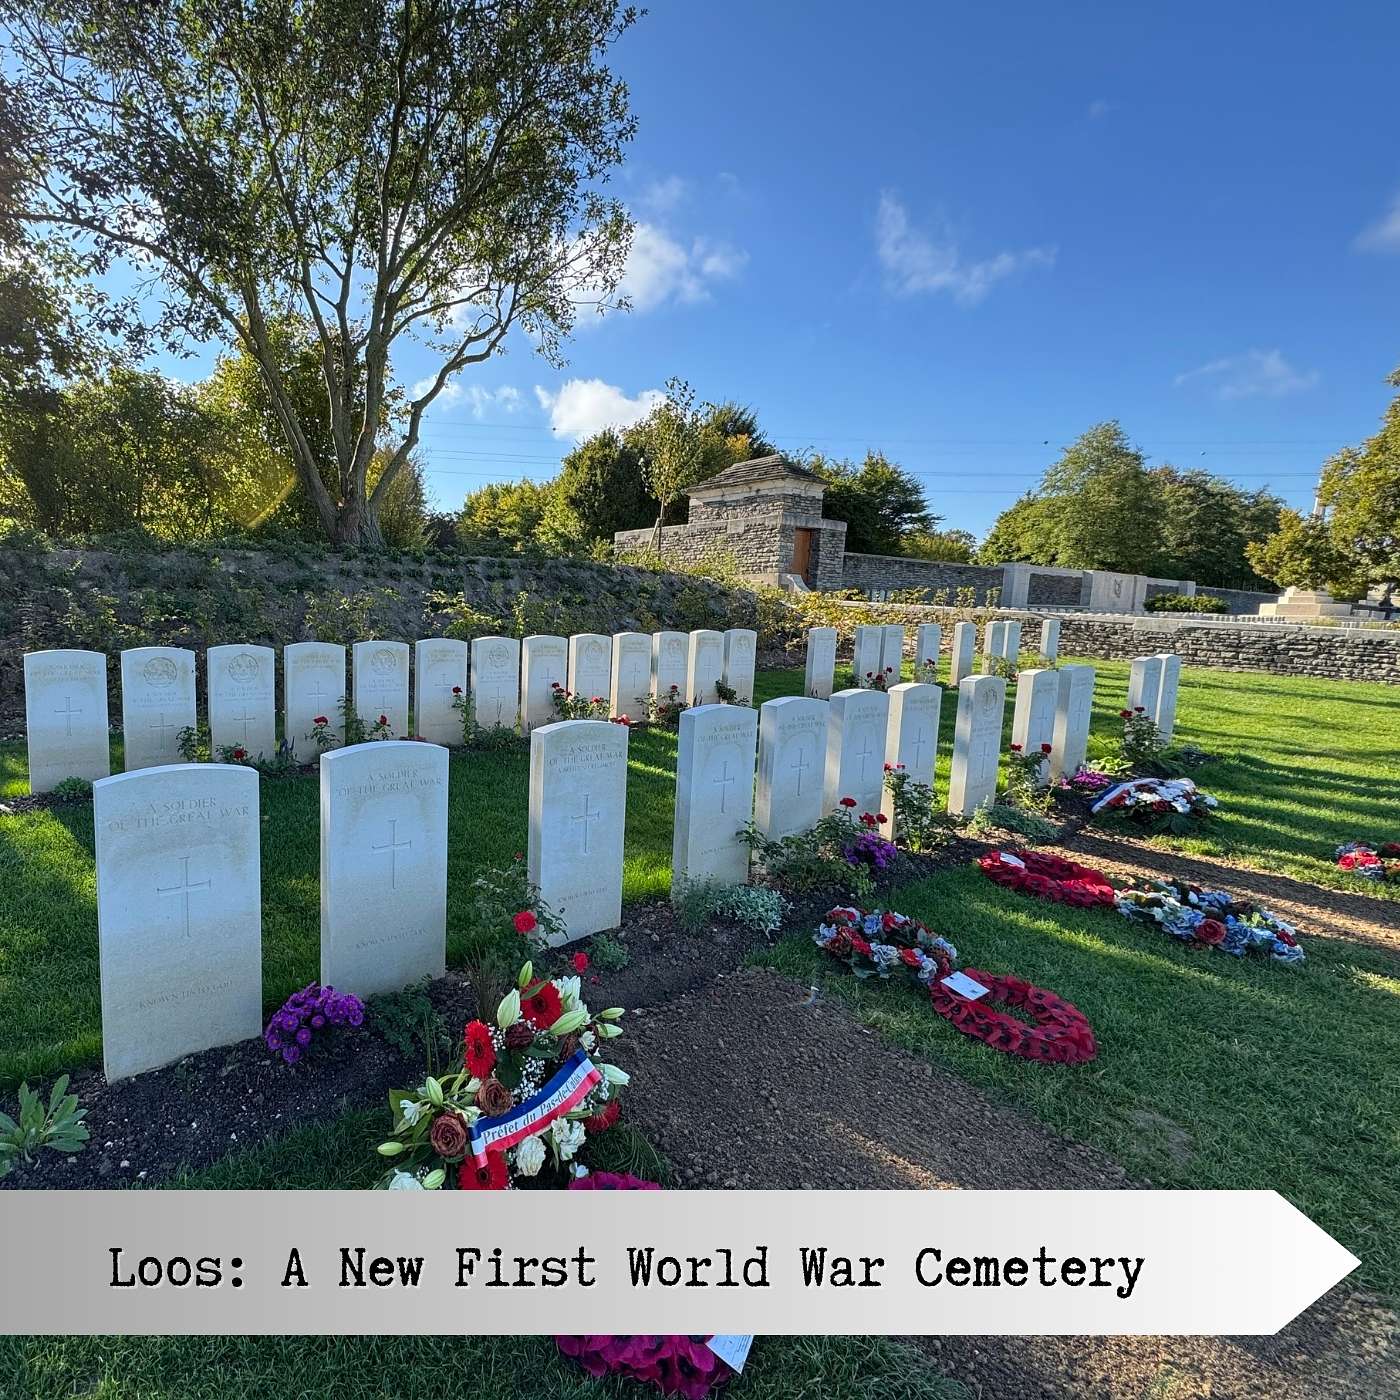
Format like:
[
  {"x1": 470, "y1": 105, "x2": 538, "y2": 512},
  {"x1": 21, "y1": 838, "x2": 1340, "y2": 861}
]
[{"x1": 156, "y1": 0, "x2": 1400, "y2": 537}]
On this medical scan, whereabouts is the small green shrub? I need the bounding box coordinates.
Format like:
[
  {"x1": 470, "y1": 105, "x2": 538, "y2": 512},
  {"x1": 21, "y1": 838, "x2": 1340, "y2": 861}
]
[
  {"x1": 965, "y1": 801, "x2": 1060, "y2": 843},
  {"x1": 367, "y1": 983, "x2": 452, "y2": 1076},
  {"x1": 49, "y1": 777, "x2": 93, "y2": 803},
  {"x1": 673, "y1": 881, "x2": 789, "y2": 936},
  {"x1": 1146, "y1": 592, "x2": 1229, "y2": 614},
  {"x1": 585, "y1": 932, "x2": 631, "y2": 972}
]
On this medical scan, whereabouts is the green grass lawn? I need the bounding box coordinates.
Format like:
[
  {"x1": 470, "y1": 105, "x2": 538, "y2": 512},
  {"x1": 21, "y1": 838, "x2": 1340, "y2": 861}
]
[
  {"x1": 756, "y1": 863, "x2": 1400, "y2": 1299},
  {"x1": 2, "y1": 662, "x2": 1397, "y2": 1088}
]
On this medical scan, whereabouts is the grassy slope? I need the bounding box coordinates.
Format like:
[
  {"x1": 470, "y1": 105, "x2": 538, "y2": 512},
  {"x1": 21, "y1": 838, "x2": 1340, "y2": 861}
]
[
  {"x1": 756, "y1": 863, "x2": 1400, "y2": 1297},
  {"x1": 2, "y1": 660, "x2": 1397, "y2": 1087}
]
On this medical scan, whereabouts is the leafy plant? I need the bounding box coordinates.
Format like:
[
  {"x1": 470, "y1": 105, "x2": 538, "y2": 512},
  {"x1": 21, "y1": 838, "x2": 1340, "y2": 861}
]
[
  {"x1": 673, "y1": 881, "x2": 789, "y2": 936},
  {"x1": 458, "y1": 861, "x2": 563, "y2": 1021},
  {"x1": 882, "y1": 765, "x2": 948, "y2": 852},
  {"x1": 368, "y1": 983, "x2": 452, "y2": 1078},
  {"x1": 550, "y1": 684, "x2": 609, "y2": 720},
  {"x1": 1002, "y1": 743, "x2": 1055, "y2": 813},
  {"x1": 339, "y1": 695, "x2": 367, "y2": 747},
  {"x1": 965, "y1": 800, "x2": 1060, "y2": 843},
  {"x1": 1146, "y1": 592, "x2": 1229, "y2": 614},
  {"x1": 586, "y1": 932, "x2": 631, "y2": 972},
  {"x1": 49, "y1": 776, "x2": 93, "y2": 803},
  {"x1": 1119, "y1": 706, "x2": 1169, "y2": 773},
  {"x1": 176, "y1": 723, "x2": 210, "y2": 762},
  {"x1": 0, "y1": 1075, "x2": 90, "y2": 1178},
  {"x1": 640, "y1": 684, "x2": 687, "y2": 727}
]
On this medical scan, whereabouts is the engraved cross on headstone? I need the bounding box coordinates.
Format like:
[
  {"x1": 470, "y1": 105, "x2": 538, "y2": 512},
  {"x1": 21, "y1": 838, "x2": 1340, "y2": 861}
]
[
  {"x1": 788, "y1": 742, "x2": 812, "y2": 797},
  {"x1": 157, "y1": 855, "x2": 211, "y2": 940},
  {"x1": 573, "y1": 794, "x2": 602, "y2": 854},
  {"x1": 372, "y1": 817, "x2": 413, "y2": 891},
  {"x1": 853, "y1": 731, "x2": 876, "y2": 783},
  {"x1": 230, "y1": 708, "x2": 254, "y2": 740},
  {"x1": 56, "y1": 695, "x2": 82, "y2": 738},
  {"x1": 907, "y1": 727, "x2": 929, "y2": 772},
  {"x1": 149, "y1": 713, "x2": 177, "y2": 743},
  {"x1": 712, "y1": 758, "x2": 736, "y2": 814}
]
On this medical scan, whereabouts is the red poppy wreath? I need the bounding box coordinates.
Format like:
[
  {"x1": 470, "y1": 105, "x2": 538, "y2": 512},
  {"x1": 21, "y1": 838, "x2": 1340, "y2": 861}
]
[
  {"x1": 978, "y1": 849, "x2": 1116, "y2": 908},
  {"x1": 927, "y1": 969, "x2": 1098, "y2": 1065}
]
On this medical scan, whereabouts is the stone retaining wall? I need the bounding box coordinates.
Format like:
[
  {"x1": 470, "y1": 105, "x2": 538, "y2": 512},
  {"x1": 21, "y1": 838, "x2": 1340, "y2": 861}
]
[{"x1": 838, "y1": 553, "x2": 1003, "y2": 601}]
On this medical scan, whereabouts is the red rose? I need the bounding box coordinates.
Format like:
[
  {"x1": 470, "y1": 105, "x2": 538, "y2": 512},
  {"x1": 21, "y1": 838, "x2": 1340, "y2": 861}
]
[
  {"x1": 839, "y1": 796, "x2": 857, "y2": 808},
  {"x1": 1196, "y1": 919, "x2": 1227, "y2": 946},
  {"x1": 1040, "y1": 743, "x2": 1053, "y2": 754},
  {"x1": 1119, "y1": 709, "x2": 1132, "y2": 719},
  {"x1": 463, "y1": 1020, "x2": 496, "y2": 1078},
  {"x1": 513, "y1": 910, "x2": 538, "y2": 935},
  {"x1": 452, "y1": 685, "x2": 462, "y2": 694},
  {"x1": 848, "y1": 935, "x2": 873, "y2": 958},
  {"x1": 522, "y1": 982, "x2": 563, "y2": 1029},
  {"x1": 572, "y1": 951, "x2": 589, "y2": 973},
  {"x1": 232, "y1": 747, "x2": 247, "y2": 761},
  {"x1": 459, "y1": 1152, "x2": 509, "y2": 1190},
  {"x1": 1010, "y1": 742, "x2": 1022, "y2": 752},
  {"x1": 1134, "y1": 706, "x2": 1145, "y2": 713},
  {"x1": 1275, "y1": 928, "x2": 1297, "y2": 947},
  {"x1": 476, "y1": 1077, "x2": 514, "y2": 1115},
  {"x1": 899, "y1": 948, "x2": 922, "y2": 968},
  {"x1": 313, "y1": 715, "x2": 328, "y2": 726},
  {"x1": 377, "y1": 713, "x2": 388, "y2": 726},
  {"x1": 876, "y1": 813, "x2": 888, "y2": 825}
]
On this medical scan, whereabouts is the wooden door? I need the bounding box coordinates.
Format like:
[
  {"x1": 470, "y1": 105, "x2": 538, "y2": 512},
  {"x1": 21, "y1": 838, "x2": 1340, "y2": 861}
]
[{"x1": 791, "y1": 528, "x2": 815, "y2": 583}]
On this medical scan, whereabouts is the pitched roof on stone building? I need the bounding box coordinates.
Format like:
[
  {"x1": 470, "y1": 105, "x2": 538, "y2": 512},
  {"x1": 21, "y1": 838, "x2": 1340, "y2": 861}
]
[{"x1": 686, "y1": 454, "x2": 823, "y2": 494}]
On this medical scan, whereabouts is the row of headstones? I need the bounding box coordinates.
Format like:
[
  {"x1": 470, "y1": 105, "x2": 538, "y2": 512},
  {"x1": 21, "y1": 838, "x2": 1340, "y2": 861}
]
[
  {"x1": 22, "y1": 628, "x2": 762, "y2": 793},
  {"x1": 89, "y1": 653, "x2": 1097, "y2": 1084},
  {"x1": 840, "y1": 617, "x2": 1061, "y2": 691}
]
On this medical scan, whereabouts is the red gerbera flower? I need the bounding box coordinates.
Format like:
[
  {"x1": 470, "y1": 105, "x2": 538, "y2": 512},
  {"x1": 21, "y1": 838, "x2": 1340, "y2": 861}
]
[
  {"x1": 513, "y1": 910, "x2": 538, "y2": 935},
  {"x1": 522, "y1": 982, "x2": 563, "y2": 1029},
  {"x1": 583, "y1": 1098, "x2": 621, "y2": 1134},
  {"x1": 459, "y1": 1152, "x2": 509, "y2": 1190},
  {"x1": 463, "y1": 1020, "x2": 496, "y2": 1078}
]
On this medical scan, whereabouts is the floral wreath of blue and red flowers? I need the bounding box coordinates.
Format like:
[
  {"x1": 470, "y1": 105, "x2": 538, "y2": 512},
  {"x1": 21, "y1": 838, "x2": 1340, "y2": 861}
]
[
  {"x1": 814, "y1": 908, "x2": 1097, "y2": 1065},
  {"x1": 1113, "y1": 877, "x2": 1305, "y2": 966},
  {"x1": 1335, "y1": 840, "x2": 1400, "y2": 884}
]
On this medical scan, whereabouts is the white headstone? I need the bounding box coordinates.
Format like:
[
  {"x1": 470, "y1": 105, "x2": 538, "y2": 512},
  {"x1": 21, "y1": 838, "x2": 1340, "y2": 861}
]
[
  {"x1": 687, "y1": 629, "x2": 724, "y2": 706},
  {"x1": 947, "y1": 675, "x2": 1007, "y2": 818},
  {"x1": 722, "y1": 628, "x2": 758, "y2": 704},
  {"x1": 852, "y1": 624, "x2": 883, "y2": 685},
  {"x1": 24, "y1": 649, "x2": 110, "y2": 793},
  {"x1": 352, "y1": 640, "x2": 410, "y2": 739},
  {"x1": 1011, "y1": 667, "x2": 1060, "y2": 785},
  {"x1": 94, "y1": 764, "x2": 261, "y2": 1081},
  {"x1": 915, "y1": 623, "x2": 942, "y2": 679},
  {"x1": 673, "y1": 704, "x2": 758, "y2": 889},
  {"x1": 610, "y1": 632, "x2": 653, "y2": 719},
  {"x1": 823, "y1": 687, "x2": 890, "y2": 816},
  {"x1": 1050, "y1": 664, "x2": 1097, "y2": 780},
  {"x1": 528, "y1": 719, "x2": 628, "y2": 944},
  {"x1": 284, "y1": 642, "x2": 346, "y2": 754},
  {"x1": 949, "y1": 622, "x2": 977, "y2": 685},
  {"x1": 413, "y1": 638, "x2": 469, "y2": 745},
  {"x1": 982, "y1": 621, "x2": 1006, "y2": 670},
  {"x1": 207, "y1": 644, "x2": 276, "y2": 760},
  {"x1": 470, "y1": 635, "x2": 521, "y2": 730},
  {"x1": 1127, "y1": 655, "x2": 1165, "y2": 719},
  {"x1": 754, "y1": 696, "x2": 827, "y2": 840},
  {"x1": 1001, "y1": 620, "x2": 1023, "y2": 661},
  {"x1": 881, "y1": 682, "x2": 942, "y2": 830},
  {"x1": 879, "y1": 624, "x2": 905, "y2": 679},
  {"x1": 1154, "y1": 653, "x2": 1182, "y2": 743},
  {"x1": 568, "y1": 633, "x2": 613, "y2": 710},
  {"x1": 652, "y1": 631, "x2": 689, "y2": 704},
  {"x1": 803, "y1": 627, "x2": 837, "y2": 699},
  {"x1": 320, "y1": 740, "x2": 448, "y2": 999},
  {"x1": 120, "y1": 647, "x2": 196, "y2": 771},
  {"x1": 1039, "y1": 617, "x2": 1061, "y2": 662},
  {"x1": 521, "y1": 635, "x2": 568, "y2": 732}
]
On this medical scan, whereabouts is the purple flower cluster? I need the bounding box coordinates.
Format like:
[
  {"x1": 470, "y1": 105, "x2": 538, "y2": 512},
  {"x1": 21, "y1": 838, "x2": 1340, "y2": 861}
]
[
  {"x1": 1060, "y1": 766, "x2": 1114, "y2": 793},
  {"x1": 263, "y1": 983, "x2": 364, "y2": 1065},
  {"x1": 843, "y1": 831, "x2": 897, "y2": 873}
]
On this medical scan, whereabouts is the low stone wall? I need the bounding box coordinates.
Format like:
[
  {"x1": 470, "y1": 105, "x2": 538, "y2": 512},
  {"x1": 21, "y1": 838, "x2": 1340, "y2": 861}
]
[
  {"x1": 838, "y1": 553, "x2": 1003, "y2": 601},
  {"x1": 830, "y1": 600, "x2": 1400, "y2": 684}
]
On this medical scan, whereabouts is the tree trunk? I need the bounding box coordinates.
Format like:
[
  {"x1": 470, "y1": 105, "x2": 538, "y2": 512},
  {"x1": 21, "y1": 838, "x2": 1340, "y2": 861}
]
[{"x1": 649, "y1": 499, "x2": 668, "y2": 553}]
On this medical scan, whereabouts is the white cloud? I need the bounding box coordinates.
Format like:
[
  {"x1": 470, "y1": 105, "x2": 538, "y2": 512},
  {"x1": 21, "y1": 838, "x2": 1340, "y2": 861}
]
[
  {"x1": 874, "y1": 192, "x2": 1056, "y2": 306},
  {"x1": 1355, "y1": 192, "x2": 1400, "y2": 253},
  {"x1": 534, "y1": 379, "x2": 665, "y2": 439},
  {"x1": 618, "y1": 223, "x2": 748, "y2": 312},
  {"x1": 410, "y1": 379, "x2": 523, "y2": 416},
  {"x1": 1173, "y1": 349, "x2": 1319, "y2": 400},
  {"x1": 638, "y1": 175, "x2": 690, "y2": 215}
]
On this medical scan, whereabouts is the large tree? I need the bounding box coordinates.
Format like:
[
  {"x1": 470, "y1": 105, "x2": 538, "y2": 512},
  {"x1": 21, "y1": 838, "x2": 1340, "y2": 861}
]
[
  {"x1": 811, "y1": 451, "x2": 934, "y2": 555},
  {"x1": 1149, "y1": 467, "x2": 1283, "y2": 589},
  {"x1": 4, "y1": 0, "x2": 637, "y2": 545}
]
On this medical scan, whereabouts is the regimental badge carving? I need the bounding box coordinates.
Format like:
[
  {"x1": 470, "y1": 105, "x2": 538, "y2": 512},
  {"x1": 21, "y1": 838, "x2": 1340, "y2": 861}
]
[{"x1": 142, "y1": 656, "x2": 179, "y2": 688}]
